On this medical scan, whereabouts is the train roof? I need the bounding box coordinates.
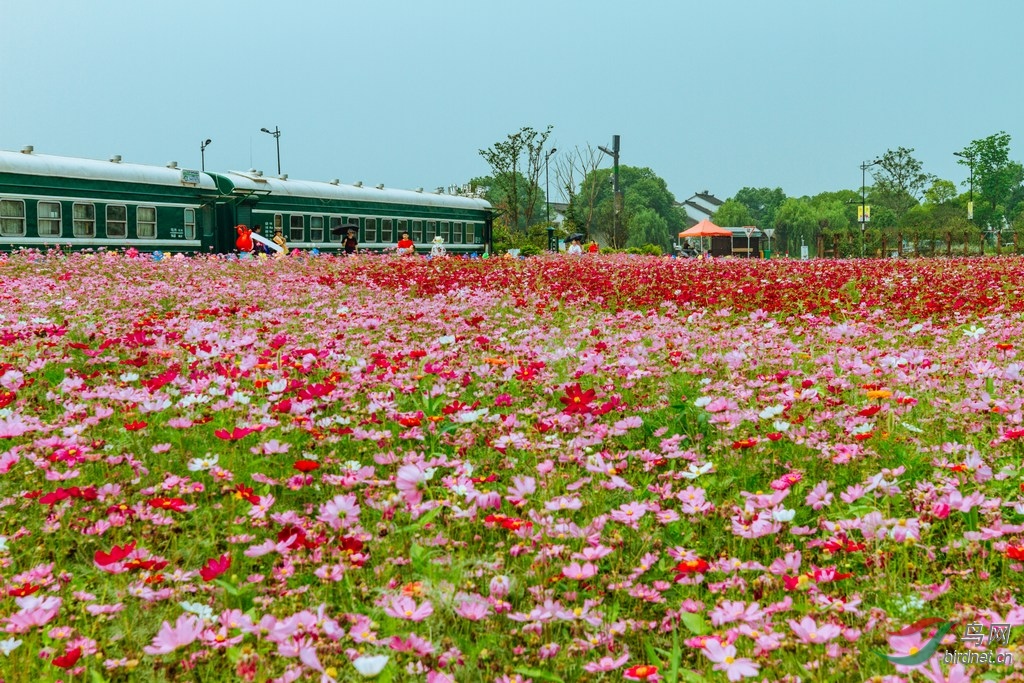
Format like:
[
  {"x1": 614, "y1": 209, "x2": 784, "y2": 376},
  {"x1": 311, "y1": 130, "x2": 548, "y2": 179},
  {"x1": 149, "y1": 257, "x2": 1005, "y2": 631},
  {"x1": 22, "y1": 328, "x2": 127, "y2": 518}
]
[
  {"x1": 0, "y1": 149, "x2": 219, "y2": 190},
  {"x1": 213, "y1": 170, "x2": 492, "y2": 211}
]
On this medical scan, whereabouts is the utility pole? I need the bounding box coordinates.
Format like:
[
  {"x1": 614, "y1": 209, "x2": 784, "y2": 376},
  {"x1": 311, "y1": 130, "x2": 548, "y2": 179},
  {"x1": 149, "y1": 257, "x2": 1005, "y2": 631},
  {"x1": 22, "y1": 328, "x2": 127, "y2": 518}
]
[{"x1": 599, "y1": 135, "x2": 621, "y2": 245}]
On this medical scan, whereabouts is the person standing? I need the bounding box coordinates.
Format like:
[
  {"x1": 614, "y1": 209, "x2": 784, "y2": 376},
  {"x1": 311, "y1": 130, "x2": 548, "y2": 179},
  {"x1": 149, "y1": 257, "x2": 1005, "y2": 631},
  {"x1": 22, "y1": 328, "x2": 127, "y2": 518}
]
[
  {"x1": 396, "y1": 232, "x2": 415, "y2": 256},
  {"x1": 344, "y1": 227, "x2": 358, "y2": 255},
  {"x1": 272, "y1": 228, "x2": 288, "y2": 258}
]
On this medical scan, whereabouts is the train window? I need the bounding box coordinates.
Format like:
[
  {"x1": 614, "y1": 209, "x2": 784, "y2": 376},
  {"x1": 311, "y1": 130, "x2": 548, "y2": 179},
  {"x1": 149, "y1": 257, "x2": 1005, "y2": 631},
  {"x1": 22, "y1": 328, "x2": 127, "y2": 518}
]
[
  {"x1": 274, "y1": 214, "x2": 283, "y2": 233},
  {"x1": 454, "y1": 222, "x2": 464, "y2": 243},
  {"x1": 310, "y1": 216, "x2": 324, "y2": 242},
  {"x1": 106, "y1": 205, "x2": 127, "y2": 238},
  {"x1": 184, "y1": 209, "x2": 196, "y2": 240},
  {"x1": 439, "y1": 221, "x2": 450, "y2": 242},
  {"x1": 397, "y1": 219, "x2": 408, "y2": 242},
  {"x1": 329, "y1": 217, "x2": 344, "y2": 242},
  {"x1": 427, "y1": 221, "x2": 436, "y2": 239},
  {"x1": 290, "y1": 216, "x2": 304, "y2": 242},
  {"x1": 381, "y1": 218, "x2": 393, "y2": 243},
  {"x1": 365, "y1": 218, "x2": 377, "y2": 242},
  {"x1": 73, "y1": 203, "x2": 96, "y2": 237},
  {"x1": 137, "y1": 207, "x2": 157, "y2": 238},
  {"x1": 412, "y1": 220, "x2": 422, "y2": 242},
  {"x1": 38, "y1": 201, "x2": 61, "y2": 237},
  {"x1": 0, "y1": 199, "x2": 26, "y2": 237}
]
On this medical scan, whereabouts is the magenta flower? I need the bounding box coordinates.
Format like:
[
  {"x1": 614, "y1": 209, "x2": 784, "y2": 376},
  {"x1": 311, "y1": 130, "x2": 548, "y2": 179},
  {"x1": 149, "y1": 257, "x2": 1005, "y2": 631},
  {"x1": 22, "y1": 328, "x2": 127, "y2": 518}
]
[
  {"x1": 582, "y1": 653, "x2": 629, "y2": 672},
  {"x1": 317, "y1": 493, "x2": 360, "y2": 530}
]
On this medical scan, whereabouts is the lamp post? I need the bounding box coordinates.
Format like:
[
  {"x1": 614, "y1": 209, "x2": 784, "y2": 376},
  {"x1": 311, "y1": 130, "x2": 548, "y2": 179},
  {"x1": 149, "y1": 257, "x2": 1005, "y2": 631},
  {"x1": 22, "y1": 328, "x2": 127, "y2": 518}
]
[
  {"x1": 545, "y1": 148, "x2": 557, "y2": 223},
  {"x1": 260, "y1": 126, "x2": 281, "y2": 175},
  {"x1": 953, "y1": 151, "x2": 975, "y2": 221},
  {"x1": 200, "y1": 139, "x2": 212, "y2": 172},
  {"x1": 859, "y1": 158, "x2": 882, "y2": 257},
  {"x1": 599, "y1": 135, "x2": 621, "y2": 245}
]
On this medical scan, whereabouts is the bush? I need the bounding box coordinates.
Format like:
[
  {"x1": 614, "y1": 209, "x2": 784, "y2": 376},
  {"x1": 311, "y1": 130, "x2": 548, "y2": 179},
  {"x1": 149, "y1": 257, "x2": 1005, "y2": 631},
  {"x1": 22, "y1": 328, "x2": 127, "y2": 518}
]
[
  {"x1": 519, "y1": 244, "x2": 542, "y2": 257},
  {"x1": 640, "y1": 244, "x2": 663, "y2": 256}
]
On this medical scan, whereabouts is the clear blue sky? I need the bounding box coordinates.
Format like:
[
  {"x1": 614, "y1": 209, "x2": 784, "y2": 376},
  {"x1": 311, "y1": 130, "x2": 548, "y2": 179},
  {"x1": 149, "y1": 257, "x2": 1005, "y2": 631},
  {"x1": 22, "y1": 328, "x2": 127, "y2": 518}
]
[{"x1": 3, "y1": 0, "x2": 1020, "y2": 204}]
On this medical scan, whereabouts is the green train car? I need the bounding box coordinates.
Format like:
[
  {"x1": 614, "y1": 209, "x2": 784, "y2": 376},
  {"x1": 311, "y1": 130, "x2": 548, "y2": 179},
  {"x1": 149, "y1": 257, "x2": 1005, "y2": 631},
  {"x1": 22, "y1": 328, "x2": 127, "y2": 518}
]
[{"x1": 0, "y1": 148, "x2": 493, "y2": 255}]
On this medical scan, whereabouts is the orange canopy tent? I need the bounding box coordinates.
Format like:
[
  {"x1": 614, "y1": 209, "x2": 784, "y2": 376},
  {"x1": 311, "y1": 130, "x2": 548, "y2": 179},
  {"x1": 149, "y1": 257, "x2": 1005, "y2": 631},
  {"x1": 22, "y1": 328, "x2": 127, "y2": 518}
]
[
  {"x1": 679, "y1": 219, "x2": 732, "y2": 256},
  {"x1": 679, "y1": 220, "x2": 732, "y2": 238}
]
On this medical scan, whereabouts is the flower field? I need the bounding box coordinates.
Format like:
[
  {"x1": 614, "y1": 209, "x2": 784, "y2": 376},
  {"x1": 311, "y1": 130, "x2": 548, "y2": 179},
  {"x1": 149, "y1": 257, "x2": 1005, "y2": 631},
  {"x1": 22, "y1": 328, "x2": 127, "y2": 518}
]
[{"x1": 1, "y1": 251, "x2": 1024, "y2": 683}]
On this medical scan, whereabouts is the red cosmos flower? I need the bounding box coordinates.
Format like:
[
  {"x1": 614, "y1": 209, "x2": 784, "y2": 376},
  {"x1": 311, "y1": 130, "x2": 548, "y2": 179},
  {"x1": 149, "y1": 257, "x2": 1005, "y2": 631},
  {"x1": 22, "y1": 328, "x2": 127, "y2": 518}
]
[
  {"x1": 0, "y1": 390, "x2": 15, "y2": 409},
  {"x1": 293, "y1": 459, "x2": 320, "y2": 473},
  {"x1": 199, "y1": 553, "x2": 231, "y2": 581},
  {"x1": 231, "y1": 485, "x2": 261, "y2": 505},
  {"x1": 396, "y1": 414, "x2": 423, "y2": 428},
  {"x1": 144, "y1": 574, "x2": 165, "y2": 585},
  {"x1": 94, "y1": 541, "x2": 137, "y2": 566},
  {"x1": 674, "y1": 558, "x2": 710, "y2": 579},
  {"x1": 858, "y1": 405, "x2": 881, "y2": 417},
  {"x1": 484, "y1": 514, "x2": 532, "y2": 532},
  {"x1": 340, "y1": 536, "x2": 365, "y2": 554},
  {"x1": 215, "y1": 426, "x2": 262, "y2": 441},
  {"x1": 272, "y1": 398, "x2": 293, "y2": 413},
  {"x1": 560, "y1": 383, "x2": 596, "y2": 415},
  {"x1": 624, "y1": 664, "x2": 660, "y2": 681},
  {"x1": 765, "y1": 432, "x2": 784, "y2": 442},
  {"x1": 148, "y1": 496, "x2": 187, "y2": 512},
  {"x1": 1007, "y1": 545, "x2": 1024, "y2": 561},
  {"x1": 8, "y1": 584, "x2": 41, "y2": 597},
  {"x1": 124, "y1": 558, "x2": 168, "y2": 572},
  {"x1": 52, "y1": 647, "x2": 82, "y2": 669},
  {"x1": 732, "y1": 438, "x2": 758, "y2": 449},
  {"x1": 124, "y1": 420, "x2": 148, "y2": 431},
  {"x1": 854, "y1": 432, "x2": 874, "y2": 441}
]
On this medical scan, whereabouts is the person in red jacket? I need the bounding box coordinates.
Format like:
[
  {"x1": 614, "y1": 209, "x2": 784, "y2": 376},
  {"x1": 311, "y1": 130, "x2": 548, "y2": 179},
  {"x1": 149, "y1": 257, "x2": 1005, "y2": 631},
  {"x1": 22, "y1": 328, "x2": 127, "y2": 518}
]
[
  {"x1": 396, "y1": 232, "x2": 415, "y2": 256},
  {"x1": 588, "y1": 240, "x2": 599, "y2": 254}
]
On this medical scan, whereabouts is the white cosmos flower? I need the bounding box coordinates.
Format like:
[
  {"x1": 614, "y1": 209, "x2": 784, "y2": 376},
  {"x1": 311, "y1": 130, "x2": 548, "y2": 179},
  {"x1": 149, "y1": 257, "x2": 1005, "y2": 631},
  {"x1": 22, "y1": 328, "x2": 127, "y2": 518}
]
[
  {"x1": 759, "y1": 405, "x2": 785, "y2": 420},
  {"x1": 352, "y1": 654, "x2": 389, "y2": 677},
  {"x1": 187, "y1": 453, "x2": 219, "y2": 472},
  {"x1": 693, "y1": 396, "x2": 712, "y2": 408},
  {"x1": 179, "y1": 601, "x2": 214, "y2": 621},
  {"x1": 964, "y1": 325, "x2": 986, "y2": 340},
  {"x1": 0, "y1": 637, "x2": 22, "y2": 656},
  {"x1": 119, "y1": 372, "x2": 140, "y2": 383},
  {"x1": 0, "y1": 536, "x2": 7, "y2": 552},
  {"x1": 773, "y1": 420, "x2": 791, "y2": 432},
  {"x1": 452, "y1": 408, "x2": 488, "y2": 424},
  {"x1": 901, "y1": 422, "x2": 924, "y2": 434},
  {"x1": 267, "y1": 379, "x2": 288, "y2": 393},
  {"x1": 848, "y1": 423, "x2": 874, "y2": 436},
  {"x1": 680, "y1": 462, "x2": 714, "y2": 480},
  {"x1": 772, "y1": 508, "x2": 796, "y2": 523},
  {"x1": 438, "y1": 335, "x2": 456, "y2": 346}
]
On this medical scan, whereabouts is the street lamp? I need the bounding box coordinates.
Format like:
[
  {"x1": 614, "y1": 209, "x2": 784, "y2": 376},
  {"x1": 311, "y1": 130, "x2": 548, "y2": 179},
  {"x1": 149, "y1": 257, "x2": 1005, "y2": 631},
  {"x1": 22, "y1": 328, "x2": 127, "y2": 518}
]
[
  {"x1": 953, "y1": 151, "x2": 975, "y2": 221},
  {"x1": 544, "y1": 148, "x2": 557, "y2": 223},
  {"x1": 599, "y1": 135, "x2": 621, "y2": 243},
  {"x1": 858, "y1": 158, "x2": 882, "y2": 257},
  {"x1": 260, "y1": 126, "x2": 282, "y2": 175},
  {"x1": 200, "y1": 139, "x2": 212, "y2": 172}
]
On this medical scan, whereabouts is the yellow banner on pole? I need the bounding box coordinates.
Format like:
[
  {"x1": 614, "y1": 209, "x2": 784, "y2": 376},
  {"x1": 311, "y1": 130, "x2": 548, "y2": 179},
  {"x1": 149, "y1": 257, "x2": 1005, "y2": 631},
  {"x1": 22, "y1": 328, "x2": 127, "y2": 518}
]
[{"x1": 858, "y1": 206, "x2": 871, "y2": 223}]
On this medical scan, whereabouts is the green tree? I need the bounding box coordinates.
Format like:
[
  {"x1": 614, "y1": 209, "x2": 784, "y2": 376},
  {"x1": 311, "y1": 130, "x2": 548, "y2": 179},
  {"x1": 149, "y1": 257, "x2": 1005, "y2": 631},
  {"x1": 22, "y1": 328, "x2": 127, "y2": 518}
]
[
  {"x1": 626, "y1": 208, "x2": 669, "y2": 250},
  {"x1": 957, "y1": 131, "x2": 1024, "y2": 228},
  {"x1": 569, "y1": 165, "x2": 683, "y2": 249},
  {"x1": 478, "y1": 126, "x2": 553, "y2": 232},
  {"x1": 731, "y1": 187, "x2": 787, "y2": 231},
  {"x1": 873, "y1": 147, "x2": 933, "y2": 221},
  {"x1": 923, "y1": 178, "x2": 957, "y2": 205},
  {"x1": 711, "y1": 199, "x2": 754, "y2": 227},
  {"x1": 773, "y1": 198, "x2": 817, "y2": 256}
]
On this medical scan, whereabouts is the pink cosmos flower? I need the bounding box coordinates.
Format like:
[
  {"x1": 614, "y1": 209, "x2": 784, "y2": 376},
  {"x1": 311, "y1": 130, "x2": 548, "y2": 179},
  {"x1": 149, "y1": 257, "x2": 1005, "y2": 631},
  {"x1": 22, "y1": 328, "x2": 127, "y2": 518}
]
[
  {"x1": 383, "y1": 595, "x2": 434, "y2": 622},
  {"x1": 454, "y1": 600, "x2": 491, "y2": 621},
  {"x1": 317, "y1": 494, "x2": 360, "y2": 530},
  {"x1": 701, "y1": 640, "x2": 760, "y2": 681},
  {"x1": 143, "y1": 613, "x2": 205, "y2": 655},
  {"x1": 787, "y1": 616, "x2": 841, "y2": 644},
  {"x1": 562, "y1": 561, "x2": 598, "y2": 581},
  {"x1": 582, "y1": 653, "x2": 629, "y2": 672}
]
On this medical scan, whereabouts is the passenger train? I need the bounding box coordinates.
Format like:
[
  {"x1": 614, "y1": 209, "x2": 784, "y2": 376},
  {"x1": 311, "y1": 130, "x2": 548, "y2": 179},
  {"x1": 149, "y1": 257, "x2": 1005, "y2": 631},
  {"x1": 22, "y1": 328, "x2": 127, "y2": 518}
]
[{"x1": 0, "y1": 147, "x2": 494, "y2": 255}]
